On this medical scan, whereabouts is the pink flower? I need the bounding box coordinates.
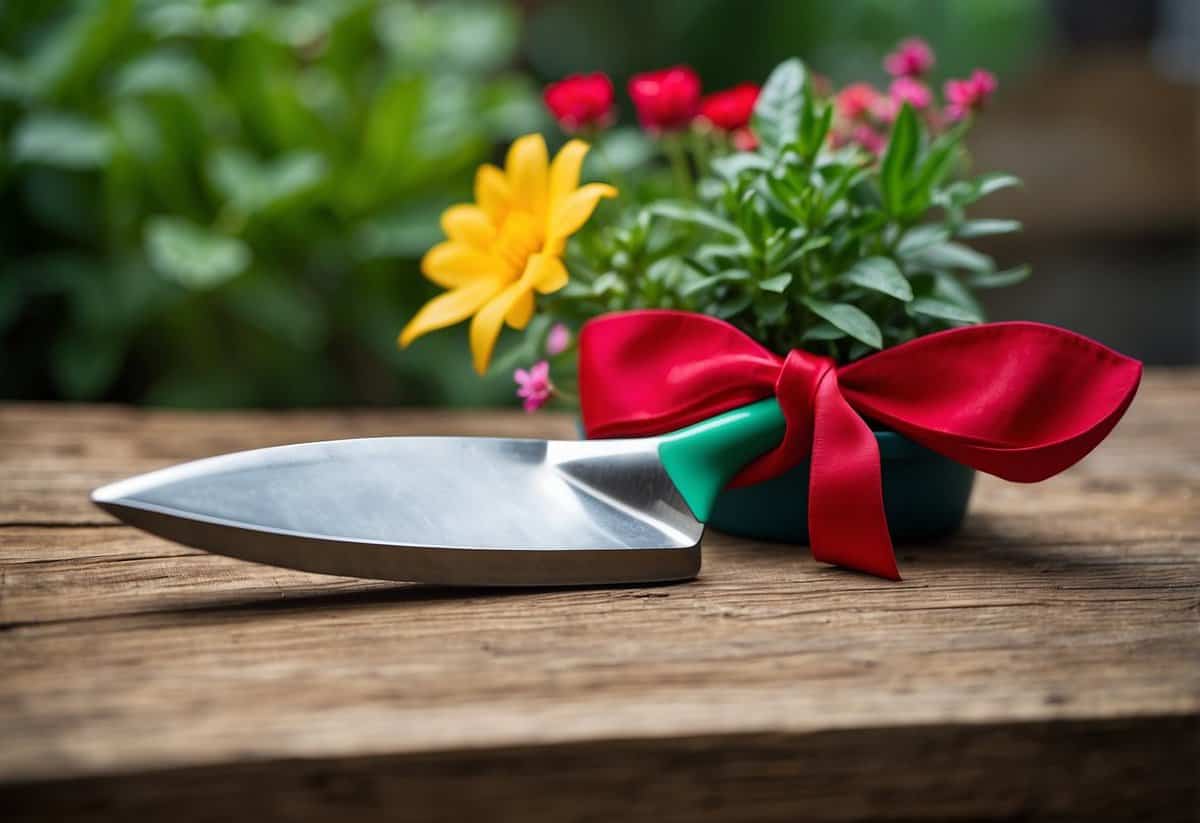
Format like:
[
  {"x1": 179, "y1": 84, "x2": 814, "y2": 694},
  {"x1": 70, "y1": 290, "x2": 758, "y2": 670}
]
[
  {"x1": 732, "y1": 127, "x2": 758, "y2": 151},
  {"x1": 884, "y1": 38, "x2": 935, "y2": 78},
  {"x1": 545, "y1": 323, "x2": 571, "y2": 356},
  {"x1": 944, "y1": 69, "x2": 998, "y2": 121},
  {"x1": 852, "y1": 124, "x2": 886, "y2": 156},
  {"x1": 889, "y1": 76, "x2": 933, "y2": 111},
  {"x1": 870, "y1": 94, "x2": 898, "y2": 124},
  {"x1": 514, "y1": 361, "x2": 554, "y2": 413},
  {"x1": 836, "y1": 83, "x2": 879, "y2": 121}
]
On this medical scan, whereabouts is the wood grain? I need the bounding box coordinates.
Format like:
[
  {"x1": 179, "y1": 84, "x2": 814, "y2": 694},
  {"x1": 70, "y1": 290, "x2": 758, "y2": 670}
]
[{"x1": 2, "y1": 371, "x2": 1198, "y2": 821}]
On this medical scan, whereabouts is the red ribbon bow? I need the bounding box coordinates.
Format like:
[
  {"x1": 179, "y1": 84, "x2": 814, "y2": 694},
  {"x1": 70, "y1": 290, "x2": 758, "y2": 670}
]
[{"x1": 578, "y1": 310, "x2": 1142, "y2": 580}]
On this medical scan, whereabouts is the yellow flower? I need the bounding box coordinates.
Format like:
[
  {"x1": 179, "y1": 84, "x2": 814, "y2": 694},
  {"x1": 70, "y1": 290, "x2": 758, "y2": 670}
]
[{"x1": 398, "y1": 134, "x2": 617, "y2": 374}]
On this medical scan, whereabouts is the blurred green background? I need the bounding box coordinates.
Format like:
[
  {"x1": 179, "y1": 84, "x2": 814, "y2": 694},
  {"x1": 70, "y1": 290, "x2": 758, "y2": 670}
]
[{"x1": 2, "y1": 0, "x2": 1196, "y2": 408}]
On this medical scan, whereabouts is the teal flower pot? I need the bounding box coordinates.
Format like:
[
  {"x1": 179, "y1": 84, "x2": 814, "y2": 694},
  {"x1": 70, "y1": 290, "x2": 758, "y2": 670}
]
[{"x1": 707, "y1": 431, "x2": 975, "y2": 544}]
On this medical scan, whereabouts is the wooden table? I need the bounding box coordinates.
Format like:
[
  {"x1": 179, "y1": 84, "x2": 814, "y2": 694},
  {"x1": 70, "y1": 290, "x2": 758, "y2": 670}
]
[{"x1": 3, "y1": 372, "x2": 1198, "y2": 822}]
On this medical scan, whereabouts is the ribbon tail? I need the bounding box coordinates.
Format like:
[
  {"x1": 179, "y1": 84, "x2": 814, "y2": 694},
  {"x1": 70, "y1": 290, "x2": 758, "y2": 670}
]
[{"x1": 808, "y1": 371, "x2": 900, "y2": 581}]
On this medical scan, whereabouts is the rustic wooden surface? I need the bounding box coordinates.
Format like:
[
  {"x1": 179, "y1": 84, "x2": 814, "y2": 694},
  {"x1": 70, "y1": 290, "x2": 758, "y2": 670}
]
[{"x1": 2, "y1": 371, "x2": 1199, "y2": 822}]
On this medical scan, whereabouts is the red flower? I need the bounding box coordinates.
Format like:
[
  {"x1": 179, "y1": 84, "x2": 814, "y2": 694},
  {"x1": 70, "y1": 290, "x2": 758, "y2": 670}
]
[
  {"x1": 944, "y1": 69, "x2": 998, "y2": 121},
  {"x1": 698, "y1": 83, "x2": 759, "y2": 132},
  {"x1": 628, "y1": 66, "x2": 701, "y2": 133},
  {"x1": 543, "y1": 73, "x2": 615, "y2": 132},
  {"x1": 835, "y1": 83, "x2": 880, "y2": 121},
  {"x1": 884, "y1": 38, "x2": 935, "y2": 78}
]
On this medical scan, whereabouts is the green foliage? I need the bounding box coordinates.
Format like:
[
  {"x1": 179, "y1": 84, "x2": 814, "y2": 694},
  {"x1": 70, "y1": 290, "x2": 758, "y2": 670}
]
[
  {"x1": 1, "y1": 0, "x2": 542, "y2": 405},
  {"x1": 562, "y1": 57, "x2": 1027, "y2": 363}
]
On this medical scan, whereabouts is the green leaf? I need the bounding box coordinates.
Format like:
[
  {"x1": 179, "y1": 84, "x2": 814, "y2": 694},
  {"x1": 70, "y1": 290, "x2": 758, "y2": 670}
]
[
  {"x1": 591, "y1": 272, "x2": 628, "y2": 296},
  {"x1": 752, "y1": 58, "x2": 806, "y2": 153},
  {"x1": 758, "y1": 273, "x2": 792, "y2": 293},
  {"x1": 145, "y1": 217, "x2": 250, "y2": 289},
  {"x1": 696, "y1": 242, "x2": 754, "y2": 265},
  {"x1": 802, "y1": 298, "x2": 882, "y2": 349},
  {"x1": 939, "y1": 173, "x2": 1022, "y2": 208},
  {"x1": 897, "y1": 224, "x2": 950, "y2": 256},
  {"x1": 967, "y1": 265, "x2": 1032, "y2": 289},
  {"x1": 908, "y1": 296, "x2": 982, "y2": 324},
  {"x1": 711, "y1": 152, "x2": 770, "y2": 181},
  {"x1": 590, "y1": 128, "x2": 654, "y2": 173},
  {"x1": 11, "y1": 113, "x2": 111, "y2": 169},
  {"x1": 680, "y1": 268, "x2": 751, "y2": 297},
  {"x1": 713, "y1": 292, "x2": 753, "y2": 318},
  {"x1": 904, "y1": 126, "x2": 963, "y2": 217},
  {"x1": 880, "y1": 103, "x2": 919, "y2": 216},
  {"x1": 25, "y1": 0, "x2": 135, "y2": 101},
  {"x1": 773, "y1": 234, "x2": 830, "y2": 270},
  {"x1": 800, "y1": 98, "x2": 833, "y2": 160},
  {"x1": 910, "y1": 242, "x2": 994, "y2": 273},
  {"x1": 957, "y1": 219, "x2": 1022, "y2": 238},
  {"x1": 841, "y1": 257, "x2": 912, "y2": 301},
  {"x1": 111, "y1": 51, "x2": 210, "y2": 97},
  {"x1": 378, "y1": 1, "x2": 520, "y2": 73},
  {"x1": 801, "y1": 322, "x2": 846, "y2": 342},
  {"x1": 977, "y1": 173, "x2": 1022, "y2": 197},
  {"x1": 209, "y1": 149, "x2": 327, "y2": 216},
  {"x1": 931, "y1": 272, "x2": 983, "y2": 318},
  {"x1": 647, "y1": 202, "x2": 743, "y2": 238}
]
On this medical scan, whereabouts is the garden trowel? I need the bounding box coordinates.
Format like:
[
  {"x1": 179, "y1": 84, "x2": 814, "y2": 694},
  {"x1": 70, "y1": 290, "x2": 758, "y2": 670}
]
[{"x1": 92, "y1": 400, "x2": 786, "y2": 586}]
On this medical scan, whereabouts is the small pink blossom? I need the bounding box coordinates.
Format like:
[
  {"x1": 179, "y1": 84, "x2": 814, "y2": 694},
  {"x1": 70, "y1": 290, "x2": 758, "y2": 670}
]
[
  {"x1": 852, "y1": 124, "x2": 886, "y2": 156},
  {"x1": 732, "y1": 127, "x2": 758, "y2": 151},
  {"x1": 545, "y1": 323, "x2": 571, "y2": 356},
  {"x1": 884, "y1": 38, "x2": 935, "y2": 78},
  {"x1": 514, "y1": 360, "x2": 554, "y2": 413},
  {"x1": 870, "y1": 94, "x2": 898, "y2": 124},
  {"x1": 944, "y1": 69, "x2": 998, "y2": 121},
  {"x1": 836, "y1": 83, "x2": 880, "y2": 121},
  {"x1": 889, "y1": 76, "x2": 933, "y2": 111}
]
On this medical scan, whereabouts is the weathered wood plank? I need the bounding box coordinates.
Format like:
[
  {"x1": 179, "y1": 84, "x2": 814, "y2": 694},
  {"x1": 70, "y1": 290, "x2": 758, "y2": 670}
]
[
  {"x1": 1, "y1": 369, "x2": 1198, "y2": 821},
  {"x1": 7, "y1": 716, "x2": 1197, "y2": 823}
]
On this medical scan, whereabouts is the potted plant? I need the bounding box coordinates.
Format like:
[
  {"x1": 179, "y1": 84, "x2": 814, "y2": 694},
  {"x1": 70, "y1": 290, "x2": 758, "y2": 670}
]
[{"x1": 398, "y1": 40, "x2": 1141, "y2": 580}]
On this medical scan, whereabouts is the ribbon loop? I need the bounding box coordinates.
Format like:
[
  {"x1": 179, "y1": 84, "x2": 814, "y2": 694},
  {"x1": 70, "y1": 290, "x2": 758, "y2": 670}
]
[
  {"x1": 730, "y1": 348, "x2": 832, "y2": 488},
  {"x1": 579, "y1": 310, "x2": 1142, "y2": 580}
]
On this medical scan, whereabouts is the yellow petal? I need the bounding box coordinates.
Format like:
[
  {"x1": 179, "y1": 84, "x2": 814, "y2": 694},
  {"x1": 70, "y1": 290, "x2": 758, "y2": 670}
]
[
  {"x1": 505, "y1": 134, "x2": 548, "y2": 218},
  {"x1": 440, "y1": 205, "x2": 495, "y2": 249},
  {"x1": 547, "y1": 139, "x2": 590, "y2": 214},
  {"x1": 469, "y1": 281, "x2": 529, "y2": 375},
  {"x1": 547, "y1": 183, "x2": 617, "y2": 243},
  {"x1": 505, "y1": 290, "x2": 534, "y2": 329},
  {"x1": 398, "y1": 276, "x2": 506, "y2": 348},
  {"x1": 475, "y1": 164, "x2": 511, "y2": 221},
  {"x1": 421, "y1": 242, "x2": 503, "y2": 288},
  {"x1": 527, "y1": 253, "x2": 568, "y2": 295}
]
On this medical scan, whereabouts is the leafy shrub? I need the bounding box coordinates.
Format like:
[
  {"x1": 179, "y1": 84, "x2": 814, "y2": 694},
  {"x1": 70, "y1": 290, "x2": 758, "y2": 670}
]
[{"x1": 1, "y1": 0, "x2": 542, "y2": 405}]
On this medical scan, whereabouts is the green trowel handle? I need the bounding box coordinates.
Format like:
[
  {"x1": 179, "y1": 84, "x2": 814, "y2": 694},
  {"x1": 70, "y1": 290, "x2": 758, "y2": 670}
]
[{"x1": 657, "y1": 398, "x2": 786, "y2": 522}]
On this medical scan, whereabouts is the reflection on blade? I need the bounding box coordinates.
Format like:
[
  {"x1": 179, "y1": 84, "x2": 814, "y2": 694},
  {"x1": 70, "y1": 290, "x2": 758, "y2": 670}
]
[{"x1": 92, "y1": 436, "x2": 703, "y2": 586}]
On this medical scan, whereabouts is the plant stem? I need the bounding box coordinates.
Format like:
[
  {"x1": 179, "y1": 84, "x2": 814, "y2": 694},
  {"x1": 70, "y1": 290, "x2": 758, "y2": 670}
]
[
  {"x1": 662, "y1": 134, "x2": 695, "y2": 201},
  {"x1": 690, "y1": 130, "x2": 712, "y2": 179}
]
